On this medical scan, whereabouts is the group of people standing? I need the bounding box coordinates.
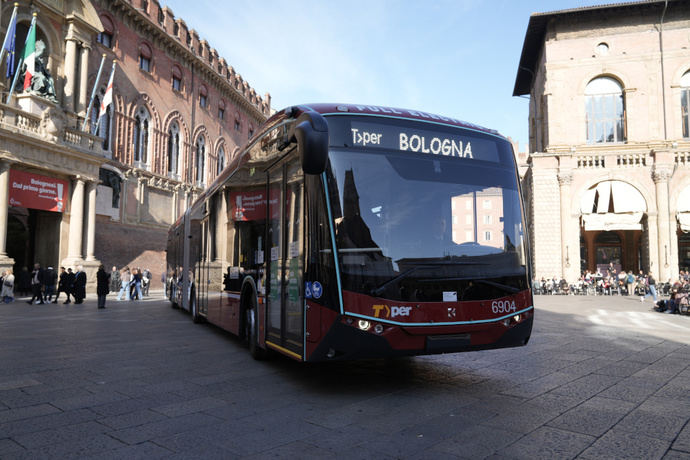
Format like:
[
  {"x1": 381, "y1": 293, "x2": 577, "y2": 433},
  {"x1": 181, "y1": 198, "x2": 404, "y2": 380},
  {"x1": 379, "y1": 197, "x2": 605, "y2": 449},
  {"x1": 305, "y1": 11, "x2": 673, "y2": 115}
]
[
  {"x1": 113, "y1": 267, "x2": 152, "y2": 301},
  {"x1": 0, "y1": 263, "x2": 153, "y2": 309},
  {"x1": 23, "y1": 264, "x2": 87, "y2": 305}
]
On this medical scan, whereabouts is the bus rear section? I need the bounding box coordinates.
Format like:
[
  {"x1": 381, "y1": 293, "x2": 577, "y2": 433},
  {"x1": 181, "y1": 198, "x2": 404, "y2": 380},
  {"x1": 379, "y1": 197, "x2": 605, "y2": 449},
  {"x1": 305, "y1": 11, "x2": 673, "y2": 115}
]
[{"x1": 302, "y1": 113, "x2": 533, "y2": 361}]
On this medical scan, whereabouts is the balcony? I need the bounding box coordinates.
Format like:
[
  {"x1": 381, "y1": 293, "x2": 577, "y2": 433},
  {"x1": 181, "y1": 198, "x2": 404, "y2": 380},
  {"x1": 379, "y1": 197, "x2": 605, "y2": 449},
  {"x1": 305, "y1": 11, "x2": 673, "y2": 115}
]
[{"x1": 0, "y1": 94, "x2": 109, "y2": 159}]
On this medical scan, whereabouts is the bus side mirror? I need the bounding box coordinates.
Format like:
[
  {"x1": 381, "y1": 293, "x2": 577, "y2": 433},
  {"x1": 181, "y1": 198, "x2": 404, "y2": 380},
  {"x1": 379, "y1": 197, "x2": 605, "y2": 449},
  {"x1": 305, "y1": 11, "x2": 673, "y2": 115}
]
[{"x1": 292, "y1": 112, "x2": 329, "y2": 175}]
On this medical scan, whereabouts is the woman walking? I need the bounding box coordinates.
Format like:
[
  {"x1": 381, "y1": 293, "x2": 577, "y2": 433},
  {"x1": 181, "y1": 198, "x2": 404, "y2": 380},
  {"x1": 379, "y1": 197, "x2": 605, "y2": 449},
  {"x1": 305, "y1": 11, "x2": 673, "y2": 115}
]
[
  {"x1": 117, "y1": 267, "x2": 131, "y2": 301},
  {"x1": 96, "y1": 265, "x2": 110, "y2": 309}
]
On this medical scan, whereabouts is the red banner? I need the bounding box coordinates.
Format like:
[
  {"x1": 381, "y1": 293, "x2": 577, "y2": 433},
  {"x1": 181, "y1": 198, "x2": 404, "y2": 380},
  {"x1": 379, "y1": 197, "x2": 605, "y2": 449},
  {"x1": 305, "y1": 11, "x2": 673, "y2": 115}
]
[
  {"x1": 9, "y1": 170, "x2": 67, "y2": 212},
  {"x1": 229, "y1": 189, "x2": 283, "y2": 221}
]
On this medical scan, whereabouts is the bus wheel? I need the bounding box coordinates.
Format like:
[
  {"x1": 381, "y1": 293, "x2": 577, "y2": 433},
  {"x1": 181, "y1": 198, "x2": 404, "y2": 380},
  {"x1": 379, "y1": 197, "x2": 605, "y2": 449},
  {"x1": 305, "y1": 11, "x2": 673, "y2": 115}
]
[{"x1": 245, "y1": 301, "x2": 266, "y2": 360}]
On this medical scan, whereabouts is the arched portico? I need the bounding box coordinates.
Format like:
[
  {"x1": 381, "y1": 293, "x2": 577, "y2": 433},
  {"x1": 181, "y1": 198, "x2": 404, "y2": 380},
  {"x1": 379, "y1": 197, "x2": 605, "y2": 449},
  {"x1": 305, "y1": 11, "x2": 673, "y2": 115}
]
[{"x1": 578, "y1": 180, "x2": 648, "y2": 275}]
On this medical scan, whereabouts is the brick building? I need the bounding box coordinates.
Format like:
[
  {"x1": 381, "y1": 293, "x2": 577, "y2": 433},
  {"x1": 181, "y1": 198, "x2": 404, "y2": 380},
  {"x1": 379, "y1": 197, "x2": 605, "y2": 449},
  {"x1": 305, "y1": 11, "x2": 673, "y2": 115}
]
[
  {"x1": 514, "y1": 0, "x2": 690, "y2": 283},
  {"x1": 0, "y1": 0, "x2": 270, "y2": 289}
]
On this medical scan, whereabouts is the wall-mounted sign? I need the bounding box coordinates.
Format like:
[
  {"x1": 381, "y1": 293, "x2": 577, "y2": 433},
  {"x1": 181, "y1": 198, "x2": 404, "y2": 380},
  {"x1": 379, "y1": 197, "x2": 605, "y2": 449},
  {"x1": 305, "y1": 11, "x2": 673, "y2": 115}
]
[{"x1": 9, "y1": 170, "x2": 68, "y2": 213}]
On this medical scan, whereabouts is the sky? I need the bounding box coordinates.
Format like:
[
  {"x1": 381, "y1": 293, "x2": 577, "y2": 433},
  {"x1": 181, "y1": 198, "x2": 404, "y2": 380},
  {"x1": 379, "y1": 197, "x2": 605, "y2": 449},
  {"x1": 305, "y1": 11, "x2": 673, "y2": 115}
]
[{"x1": 162, "y1": 0, "x2": 615, "y2": 151}]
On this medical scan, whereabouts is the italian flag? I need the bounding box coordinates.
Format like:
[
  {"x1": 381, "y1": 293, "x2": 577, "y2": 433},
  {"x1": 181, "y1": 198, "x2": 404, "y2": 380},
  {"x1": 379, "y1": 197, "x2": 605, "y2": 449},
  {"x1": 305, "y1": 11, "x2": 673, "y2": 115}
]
[
  {"x1": 22, "y1": 19, "x2": 36, "y2": 90},
  {"x1": 99, "y1": 64, "x2": 114, "y2": 118}
]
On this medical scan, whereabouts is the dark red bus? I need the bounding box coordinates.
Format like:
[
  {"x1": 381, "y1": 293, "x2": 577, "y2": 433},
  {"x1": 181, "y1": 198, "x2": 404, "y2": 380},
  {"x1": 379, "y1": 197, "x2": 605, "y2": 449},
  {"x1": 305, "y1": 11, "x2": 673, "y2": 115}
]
[{"x1": 166, "y1": 103, "x2": 533, "y2": 361}]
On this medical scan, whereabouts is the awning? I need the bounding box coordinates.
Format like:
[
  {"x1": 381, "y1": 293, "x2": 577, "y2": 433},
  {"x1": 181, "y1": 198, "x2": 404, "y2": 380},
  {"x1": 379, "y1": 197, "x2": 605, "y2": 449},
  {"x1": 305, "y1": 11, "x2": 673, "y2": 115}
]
[
  {"x1": 583, "y1": 212, "x2": 643, "y2": 231},
  {"x1": 676, "y1": 185, "x2": 690, "y2": 232},
  {"x1": 580, "y1": 180, "x2": 646, "y2": 231}
]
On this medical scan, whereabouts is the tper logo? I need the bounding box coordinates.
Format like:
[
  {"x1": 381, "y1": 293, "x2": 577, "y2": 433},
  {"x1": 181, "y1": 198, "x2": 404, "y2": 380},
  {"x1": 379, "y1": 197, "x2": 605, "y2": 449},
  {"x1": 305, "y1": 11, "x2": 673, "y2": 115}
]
[{"x1": 372, "y1": 304, "x2": 412, "y2": 318}]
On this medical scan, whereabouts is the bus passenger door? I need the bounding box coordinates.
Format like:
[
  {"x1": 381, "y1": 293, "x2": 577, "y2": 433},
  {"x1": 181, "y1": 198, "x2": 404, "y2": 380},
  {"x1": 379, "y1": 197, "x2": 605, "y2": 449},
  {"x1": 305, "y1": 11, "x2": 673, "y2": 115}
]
[{"x1": 266, "y1": 158, "x2": 304, "y2": 359}]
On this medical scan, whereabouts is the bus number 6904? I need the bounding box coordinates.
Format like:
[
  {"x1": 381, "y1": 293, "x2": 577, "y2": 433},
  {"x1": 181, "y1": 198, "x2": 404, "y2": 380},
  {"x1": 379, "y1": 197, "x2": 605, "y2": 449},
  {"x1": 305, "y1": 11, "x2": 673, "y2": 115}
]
[{"x1": 491, "y1": 300, "x2": 517, "y2": 314}]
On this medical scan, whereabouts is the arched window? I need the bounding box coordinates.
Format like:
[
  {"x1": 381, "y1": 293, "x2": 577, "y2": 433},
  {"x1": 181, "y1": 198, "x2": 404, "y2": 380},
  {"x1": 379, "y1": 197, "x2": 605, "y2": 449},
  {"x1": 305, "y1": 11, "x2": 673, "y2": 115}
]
[
  {"x1": 217, "y1": 145, "x2": 225, "y2": 175},
  {"x1": 195, "y1": 135, "x2": 206, "y2": 185},
  {"x1": 681, "y1": 71, "x2": 690, "y2": 138},
  {"x1": 97, "y1": 15, "x2": 114, "y2": 48},
  {"x1": 199, "y1": 85, "x2": 208, "y2": 109},
  {"x1": 167, "y1": 122, "x2": 180, "y2": 176},
  {"x1": 133, "y1": 107, "x2": 150, "y2": 167},
  {"x1": 171, "y1": 65, "x2": 182, "y2": 92},
  {"x1": 585, "y1": 76, "x2": 626, "y2": 144},
  {"x1": 91, "y1": 89, "x2": 112, "y2": 151},
  {"x1": 139, "y1": 43, "x2": 152, "y2": 72}
]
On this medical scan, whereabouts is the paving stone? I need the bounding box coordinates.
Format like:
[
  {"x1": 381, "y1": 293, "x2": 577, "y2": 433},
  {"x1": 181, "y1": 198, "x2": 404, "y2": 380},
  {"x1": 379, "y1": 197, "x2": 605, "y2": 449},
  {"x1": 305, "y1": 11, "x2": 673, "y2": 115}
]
[
  {"x1": 579, "y1": 428, "x2": 671, "y2": 459},
  {"x1": 151, "y1": 396, "x2": 228, "y2": 418},
  {"x1": 496, "y1": 426, "x2": 596, "y2": 459},
  {"x1": 672, "y1": 422, "x2": 690, "y2": 453},
  {"x1": 546, "y1": 396, "x2": 636, "y2": 437},
  {"x1": 87, "y1": 441, "x2": 174, "y2": 459}
]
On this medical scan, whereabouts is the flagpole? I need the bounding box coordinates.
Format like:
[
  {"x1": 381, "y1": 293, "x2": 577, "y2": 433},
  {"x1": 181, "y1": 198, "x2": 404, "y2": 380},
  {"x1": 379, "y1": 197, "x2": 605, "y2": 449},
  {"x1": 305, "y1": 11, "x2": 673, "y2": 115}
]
[
  {"x1": 7, "y1": 56, "x2": 21, "y2": 101},
  {"x1": 8, "y1": 13, "x2": 36, "y2": 101},
  {"x1": 0, "y1": 3, "x2": 19, "y2": 66},
  {"x1": 82, "y1": 53, "x2": 106, "y2": 131},
  {"x1": 93, "y1": 59, "x2": 116, "y2": 134}
]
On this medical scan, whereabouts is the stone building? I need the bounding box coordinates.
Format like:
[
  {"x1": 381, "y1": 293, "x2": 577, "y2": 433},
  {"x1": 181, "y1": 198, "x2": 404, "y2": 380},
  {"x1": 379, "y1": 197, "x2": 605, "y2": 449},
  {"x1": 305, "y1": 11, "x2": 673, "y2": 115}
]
[
  {"x1": 514, "y1": 0, "x2": 690, "y2": 283},
  {"x1": 0, "y1": 0, "x2": 270, "y2": 289}
]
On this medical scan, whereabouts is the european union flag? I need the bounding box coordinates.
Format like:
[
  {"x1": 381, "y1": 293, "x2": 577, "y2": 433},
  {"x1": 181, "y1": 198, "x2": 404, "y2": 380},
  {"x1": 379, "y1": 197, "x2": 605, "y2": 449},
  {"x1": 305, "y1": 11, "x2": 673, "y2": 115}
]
[{"x1": 3, "y1": 12, "x2": 17, "y2": 79}]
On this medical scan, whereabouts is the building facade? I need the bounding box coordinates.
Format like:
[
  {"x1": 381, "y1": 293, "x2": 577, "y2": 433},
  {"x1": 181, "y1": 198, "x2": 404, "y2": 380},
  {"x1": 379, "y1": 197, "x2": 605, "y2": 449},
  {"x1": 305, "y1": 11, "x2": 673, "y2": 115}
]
[
  {"x1": 0, "y1": 0, "x2": 270, "y2": 288},
  {"x1": 514, "y1": 0, "x2": 690, "y2": 283}
]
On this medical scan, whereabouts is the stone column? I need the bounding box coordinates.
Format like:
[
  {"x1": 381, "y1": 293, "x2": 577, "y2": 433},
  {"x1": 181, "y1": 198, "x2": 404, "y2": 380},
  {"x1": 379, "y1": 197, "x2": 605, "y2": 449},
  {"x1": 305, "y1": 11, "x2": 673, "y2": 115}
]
[
  {"x1": 0, "y1": 161, "x2": 11, "y2": 257},
  {"x1": 77, "y1": 45, "x2": 90, "y2": 115},
  {"x1": 653, "y1": 168, "x2": 672, "y2": 282},
  {"x1": 63, "y1": 38, "x2": 78, "y2": 113},
  {"x1": 66, "y1": 176, "x2": 84, "y2": 261},
  {"x1": 558, "y1": 172, "x2": 576, "y2": 281},
  {"x1": 85, "y1": 181, "x2": 97, "y2": 261}
]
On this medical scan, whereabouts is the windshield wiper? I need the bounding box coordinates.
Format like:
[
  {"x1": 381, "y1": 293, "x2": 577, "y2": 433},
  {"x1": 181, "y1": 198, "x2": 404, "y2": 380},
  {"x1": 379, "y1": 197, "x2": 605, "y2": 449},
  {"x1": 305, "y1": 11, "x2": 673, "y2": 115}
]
[
  {"x1": 414, "y1": 277, "x2": 522, "y2": 294},
  {"x1": 474, "y1": 279, "x2": 521, "y2": 294},
  {"x1": 370, "y1": 267, "x2": 420, "y2": 297},
  {"x1": 369, "y1": 262, "x2": 493, "y2": 296}
]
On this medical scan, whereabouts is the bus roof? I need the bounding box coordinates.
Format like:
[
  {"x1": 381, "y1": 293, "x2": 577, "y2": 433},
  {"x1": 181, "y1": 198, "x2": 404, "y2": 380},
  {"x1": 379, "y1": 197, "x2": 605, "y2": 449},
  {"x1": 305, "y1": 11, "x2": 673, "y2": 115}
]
[{"x1": 295, "y1": 103, "x2": 500, "y2": 137}]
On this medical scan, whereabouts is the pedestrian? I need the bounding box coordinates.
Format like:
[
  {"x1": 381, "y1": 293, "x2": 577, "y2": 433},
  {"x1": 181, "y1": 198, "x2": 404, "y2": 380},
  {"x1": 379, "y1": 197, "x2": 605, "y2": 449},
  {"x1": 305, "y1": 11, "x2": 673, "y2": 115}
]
[
  {"x1": 1, "y1": 269, "x2": 15, "y2": 303},
  {"x1": 53, "y1": 267, "x2": 72, "y2": 304},
  {"x1": 131, "y1": 268, "x2": 143, "y2": 300},
  {"x1": 142, "y1": 268, "x2": 152, "y2": 296},
  {"x1": 43, "y1": 266, "x2": 57, "y2": 303},
  {"x1": 65, "y1": 268, "x2": 75, "y2": 304},
  {"x1": 72, "y1": 265, "x2": 86, "y2": 304},
  {"x1": 109, "y1": 266, "x2": 120, "y2": 294},
  {"x1": 642, "y1": 272, "x2": 658, "y2": 302},
  {"x1": 117, "y1": 267, "x2": 131, "y2": 301},
  {"x1": 96, "y1": 265, "x2": 110, "y2": 309},
  {"x1": 626, "y1": 271, "x2": 635, "y2": 296},
  {"x1": 28, "y1": 263, "x2": 45, "y2": 304}
]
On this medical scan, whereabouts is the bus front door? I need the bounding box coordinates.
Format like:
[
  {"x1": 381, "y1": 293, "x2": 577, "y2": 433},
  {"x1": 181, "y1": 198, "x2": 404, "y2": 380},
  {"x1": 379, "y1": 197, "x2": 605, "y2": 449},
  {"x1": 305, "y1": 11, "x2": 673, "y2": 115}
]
[{"x1": 266, "y1": 159, "x2": 305, "y2": 359}]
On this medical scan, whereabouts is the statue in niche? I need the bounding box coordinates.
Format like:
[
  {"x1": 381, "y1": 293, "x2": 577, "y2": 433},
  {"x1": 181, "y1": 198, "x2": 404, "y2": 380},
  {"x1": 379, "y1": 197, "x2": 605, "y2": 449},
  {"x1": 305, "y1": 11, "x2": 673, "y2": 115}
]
[
  {"x1": 19, "y1": 39, "x2": 58, "y2": 103},
  {"x1": 99, "y1": 168, "x2": 122, "y2": 208}
]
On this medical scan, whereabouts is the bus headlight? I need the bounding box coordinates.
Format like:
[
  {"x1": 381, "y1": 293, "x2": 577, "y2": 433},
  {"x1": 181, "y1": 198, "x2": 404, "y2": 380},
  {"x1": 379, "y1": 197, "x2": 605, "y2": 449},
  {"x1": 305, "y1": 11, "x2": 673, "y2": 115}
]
[
  {"x1": 374, "y1": 324, "x2": 384, "y2": 334},
  {"x1": 513, "y1": 314, "x2": 521, "y2": 323},
  {"x1": 358, "y1": 320, "x2": 371, "y2": 331}
]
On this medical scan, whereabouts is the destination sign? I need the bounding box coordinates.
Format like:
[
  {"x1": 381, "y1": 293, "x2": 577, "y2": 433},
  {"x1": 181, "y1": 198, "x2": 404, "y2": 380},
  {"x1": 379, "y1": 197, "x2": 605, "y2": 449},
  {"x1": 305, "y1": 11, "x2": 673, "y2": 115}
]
[{"x1": 346, "y1": 122, "x2": 500, "y2": 162}]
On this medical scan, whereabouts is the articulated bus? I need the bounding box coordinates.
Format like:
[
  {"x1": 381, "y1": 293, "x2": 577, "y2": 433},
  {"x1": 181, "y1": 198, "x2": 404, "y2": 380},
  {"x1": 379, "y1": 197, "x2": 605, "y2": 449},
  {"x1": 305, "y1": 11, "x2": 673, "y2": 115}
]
[{"x1": 166, "y1": 103, "x2": 533, "y2": 361}]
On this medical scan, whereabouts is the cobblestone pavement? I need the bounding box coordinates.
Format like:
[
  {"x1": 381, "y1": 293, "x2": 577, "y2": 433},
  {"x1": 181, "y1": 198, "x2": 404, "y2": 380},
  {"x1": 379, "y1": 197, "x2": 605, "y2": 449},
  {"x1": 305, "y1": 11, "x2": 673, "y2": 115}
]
[{"x1": 0, "y1": 292, "x2": 688, "y2": 459}]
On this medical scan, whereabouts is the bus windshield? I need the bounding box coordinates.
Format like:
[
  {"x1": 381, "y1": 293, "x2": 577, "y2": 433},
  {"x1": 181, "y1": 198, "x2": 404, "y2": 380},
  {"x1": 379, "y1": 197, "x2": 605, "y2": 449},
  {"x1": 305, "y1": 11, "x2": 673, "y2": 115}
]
[{"x1": 326, "y1": 119, "x2": 527, "y2": 302}]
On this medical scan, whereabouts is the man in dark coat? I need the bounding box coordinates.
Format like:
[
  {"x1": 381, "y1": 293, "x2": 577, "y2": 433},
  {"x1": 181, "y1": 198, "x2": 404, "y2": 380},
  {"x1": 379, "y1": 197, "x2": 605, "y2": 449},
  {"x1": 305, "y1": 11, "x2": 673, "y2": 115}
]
[
  {"x1": 43, "y1": 266, "x2": 57, "y2": 303},
  {"x1": 72, "y1": 265, "x2": 87, "y2": 304},
  {"x1": 53, "y1": 267, "x2": 71, "y2": 304},
  {"x1": 27, "y1": 263, "x2": 45, "y2": 304},
  {"x1": 96, "y1": 265, "x2": 110, "y2": 309}
]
